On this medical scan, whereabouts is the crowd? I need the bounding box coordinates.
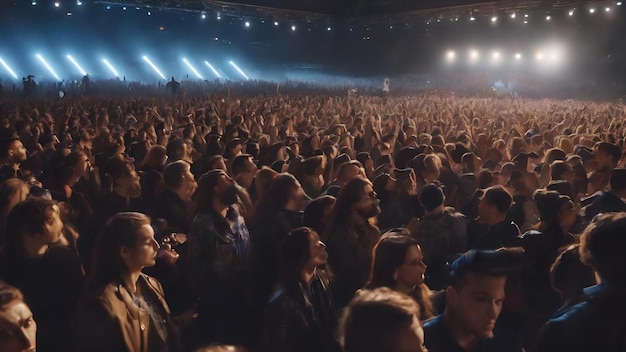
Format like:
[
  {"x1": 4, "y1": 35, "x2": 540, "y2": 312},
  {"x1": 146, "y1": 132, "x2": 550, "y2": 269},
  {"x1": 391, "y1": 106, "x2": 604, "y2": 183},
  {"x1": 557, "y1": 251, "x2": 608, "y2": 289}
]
[{"x1": 0, "y1": 84, "x2": 625, "y2": 352}]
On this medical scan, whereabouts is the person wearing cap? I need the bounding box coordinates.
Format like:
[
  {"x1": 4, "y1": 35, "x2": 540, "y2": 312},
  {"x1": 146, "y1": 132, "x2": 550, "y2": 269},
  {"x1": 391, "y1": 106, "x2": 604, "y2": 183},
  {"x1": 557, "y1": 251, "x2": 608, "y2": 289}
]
[
  {"x1": 411, "y1": 184, "x2": 467, "y2": 290},
  {"x1": 468, "y1": 186, "x2": 521, "y2": 250},
  {"x1": 188, "y1": 169, "x2": 253, "y2": 345},
  {"x1": 0, "y1": 131, "x2": 28, "y2": 183},
  {"x1": 581, "y1": 168, "x2": 626, "y2": 222},
  {"x1": 423, "y1": 248, "x2": 525, "y2": 352},
  {"x1": 534, "y1": 212, "x2": 626, "y2": 352}
]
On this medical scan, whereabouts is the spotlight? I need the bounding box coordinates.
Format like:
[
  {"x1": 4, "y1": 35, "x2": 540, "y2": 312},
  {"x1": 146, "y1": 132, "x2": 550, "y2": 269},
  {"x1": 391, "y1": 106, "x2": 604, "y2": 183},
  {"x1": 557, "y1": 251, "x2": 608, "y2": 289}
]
[
  {"x1": 618, "y1": 2, "x2": 623, "y2": 6},
  {"x1": 122, "y1": 6, "x2": 126, "y2": 10},
  {"x1": 291, "y1": 25, "x2": 296, "y2": 31},
  {"x1": 201, "y1": 13, "x2": 206, "y2": 19},
  {"x1": 511, "y1": 13, "x2": 516, "y2": 19},
  {"x1": 546, "y1": 15, "x2": 551, "y2": 20},
  {"x1": 102, "y1": 59, "x2": 119, "y2": 78},
  {"x1": 515, "y1": 53, "x2": 522, "y2": 60},
  {"x1": 536, "y1": 52, "x2": 544, "y2": 61},
  {"x1": 525, "y1": 14, "x2": 529, "y2": 18},
  {"x1": 66, "y1": 55, "x2": 87, "y2": 76},
  {"x1": 606, "y1": 7, "x2": 611, "y2": 12},
  {"x1": 0, "y1": 58, "x2": 18, "y2": 79},
  {"x1": 470, "y1": 16, "x2": 475, "y2": 21},
  {"x1": 217, "y1": 14, "x2": 221, "y2": 20},
  {"x1": 469, "y1": 50, "x2": 479, "y2": 62},
  {"x1": 327, "y1": 27, "x2": 331, "y2": 31},
  {"x1": 204, "y1": 61, "x2": 222, "y2": 78},
  {"x1": 35, "y1": 54, "x2": 61, "y2": 81},
  {"x1": 54, "y1": 2, "x2": 60, "y2": 8},
  {"x1": 142, "y1": 56, "x2": 166, "y2": 80},
  {"x1": 147, "y1": 11, "x2": 151, "y2": 16},
  {"x1": 589, "y1": 8, "x2": 596, "y2": 13},
  {"x1": 244, "y1": 21, "x2": 250, "y2": 27},
  {"x1": 274, "y1": 21, "x2": 278, "y2": 26},
  {"x1": 229, "y1": 61, "x2": 249, "y2": 80},
  {"x1": 31, "y1": 1, "x2": 36, "y2": 5},
  {"x1": 446, "y1": 51, "x2": 456, "y2": 62},
  {"x1": 569, "y1": 10, "x2": 574, "y2": 16},
  {"x1": 182, "y1": 58, "x2": 203, "y2": 79},
  {"x1": 492, "y1": 51, "x2": 501, "y2": 60},
  {"x1": 491, "y1": 16, "x2": 497, "y2": 22},
  {"x1": 76, "y1": 0, "x2": 82, "y2": 5}
]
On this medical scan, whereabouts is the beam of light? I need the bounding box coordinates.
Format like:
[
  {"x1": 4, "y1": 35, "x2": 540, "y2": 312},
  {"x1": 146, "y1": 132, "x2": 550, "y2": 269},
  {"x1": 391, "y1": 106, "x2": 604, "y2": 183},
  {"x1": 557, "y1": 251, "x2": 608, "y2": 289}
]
[
  {"x1": 102, "y1": 59, "x2": 119, "y2": 77},
  {"x1": 142, "y1": 55, "x2": 166, "y2": 80},
  {"x1": 229, "y1": 61, "x2": 249, "y2": 80},
  {"x1": 66, "y1": 55, "x2": 87, "y2": 76},
  {"x1": 182, "y1": 58, "x2": 203, "y2": 79},
  {"x1": 0, "y1": 58, "x2": 18, "y2": 79},
  {"x1": 36, "y1": 54, "x2": 61, "y2": 81},
  {"x1": 204, "y1": 61, "x2": 221, "y2": 78}
]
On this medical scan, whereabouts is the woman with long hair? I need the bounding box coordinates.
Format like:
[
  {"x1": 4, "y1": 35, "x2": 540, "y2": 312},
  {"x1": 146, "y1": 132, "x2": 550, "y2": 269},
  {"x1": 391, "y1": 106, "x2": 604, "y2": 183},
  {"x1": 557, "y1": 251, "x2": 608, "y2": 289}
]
[
  {"x1": 73, "y1": 212, "x2": 180, "y2": 352},
  {"x1": 263, "y1": 227, "x2": 340, "y2": 352},
  {"x1": 365, "y1": 229, "x2": 434, "y2": 321},
  {"x1": 0, "y1": 281, "x2": 37, "y2": 352}
]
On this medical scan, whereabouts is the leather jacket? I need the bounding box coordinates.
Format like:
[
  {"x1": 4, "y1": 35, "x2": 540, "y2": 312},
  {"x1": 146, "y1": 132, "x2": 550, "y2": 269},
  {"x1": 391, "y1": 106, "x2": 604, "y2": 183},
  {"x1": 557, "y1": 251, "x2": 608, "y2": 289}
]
[{"x1": 72, "y1": 274, "x2": 180, "y2": 352}]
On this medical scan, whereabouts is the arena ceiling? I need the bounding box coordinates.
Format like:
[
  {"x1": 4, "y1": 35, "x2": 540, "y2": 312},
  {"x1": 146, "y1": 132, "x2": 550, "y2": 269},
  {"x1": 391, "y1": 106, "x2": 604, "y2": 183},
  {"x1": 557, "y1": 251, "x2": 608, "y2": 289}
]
[{"x1": 94, "y1": 0, "x2": 592, "y2": 21}]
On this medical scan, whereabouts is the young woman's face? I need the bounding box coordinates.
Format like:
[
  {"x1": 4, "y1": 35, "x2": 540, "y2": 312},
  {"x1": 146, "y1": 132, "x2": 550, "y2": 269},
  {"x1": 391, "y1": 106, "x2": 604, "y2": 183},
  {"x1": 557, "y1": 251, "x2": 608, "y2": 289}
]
[
  {"x1": 395, "y1": 245, "x2": 427, "y2": 288},
  {"x1": 43, "y1": 205, "x2": 64, "y2": 244},
  {"x1": 306, "y1": 231, "x2": 328, "y2": 269},
  {"x1": 0, "y1": 301, "x2": 37, "y2": 352},
  {"x1": 123, "y1": 224, "x2": 159, "y2": 271}
]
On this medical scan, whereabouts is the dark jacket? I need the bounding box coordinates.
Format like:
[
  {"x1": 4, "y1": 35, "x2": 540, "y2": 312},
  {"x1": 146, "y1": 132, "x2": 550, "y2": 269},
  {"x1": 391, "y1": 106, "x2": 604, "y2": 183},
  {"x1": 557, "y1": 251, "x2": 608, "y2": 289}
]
[
  {"x1": 263, "y1": 270, "x2": 341, "y2": 352},
  {"x1": 324, "y1": 221, "x2": 381, "y2": 309},
  {"x1": 152, "y1": 188, "x2": 191, "y2": 234},
  {"x1": 73, "y1": 274, "x2": 180, "y2": 352},
  {"x1": 534, "y1": 283, "x2": 626, "y2": 352},
  {"x1": 467, "y1": 219, "x2": 521, "y2": 250},
  {"x1": 0, "y1": 244, "x2": 84, "y2": 352}
]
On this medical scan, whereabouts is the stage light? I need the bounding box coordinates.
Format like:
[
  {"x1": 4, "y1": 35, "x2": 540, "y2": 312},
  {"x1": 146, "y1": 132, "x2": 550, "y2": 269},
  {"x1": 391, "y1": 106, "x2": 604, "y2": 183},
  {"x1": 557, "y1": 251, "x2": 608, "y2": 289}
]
[
  {"x1": 569, "y1": 10, "x2": 574, "y2": 16},
  {"x1": 446, "y1": 51, "x2": 456, "y2": 61},
  {"x1": 201, "y1": 13, "x2": 206, "y2": 19},
  {"x1": 327, "y1": 27, "x2": 331, "y2": 31},
  {"x1": 122, "y1": 7, "x2": 126, "y2": 10},
  {"x1": 470, "y1": 16, "x2": 475, "y2": 21},
  {"x1": 618, "y1": 2, "x2": 623, "y2": 6},
  {"x1": 291, "y1": 25, "x2": 296, "y2": 31},
  {"x1": 182, "y1": 58, "x2": 203, "y2": 79},
  {"x1": 102, "y1": 59, "x2": 119, "y2": 78},
  {"x1": 524, "y1": 20, "x2": 528, "y2": 24},
  {"x1": 66, "y1": 55, "x2": 87, "y2": 76},
  {"x1": 76, "y1": 1, "x2": 82, "y2": 5},
  {"x1": 605, "y1": 7, "x2": 611, "y2": 12},
  {"x1": 515, "y1": 53, "x2": 522, "y2": 60},
  {"x1": 217, "y1": 14, "x2": 221, "y2": 20},
  {"x1": 492, "y1": 51, "x2": 501, "y2": 60},
  {"x1": 491, "y1": 16, "x2": 497, "y2": 22},
  {"x1": 0, "y1": 58, "x2": 18, "y2": 79},
  {"x1": 589, "y1": 8, "x2": 596, "y2": 13},
  {"x1": 36, "y1": 54, "x2": 61, "y2": 81},
  {"x1": 106, "y1": 6, "x2": 110, "y2": 9},
  {"x1": 66, "y1": 12, "x2": 72, "y2": 16},
  {"x1": 274, "y1": 21, "x2": 278, "y2": 26},
  {"x1": 469, "y1": 50, "x2": 479, "y2": 63},
  {"x1": 511, "y1": 13, "x2": 516, "y2": 19},
  {"x1": 31, "y1": 1, "x2": 36, "y2": 5},
  {"x1": 142, "y1": 56, "x2": 166, "y2": 80},
  {"x1": 229, "y1": 61, "x2": 249, "y2": 80},
  {"x1": 147, "y1": 11, "x2": 151, "y2": 16},
  {"x1": 54, "y1": 2, "x2": 60, "y2": 8},
  {"x1": 536, "y1": 52, "x2": 544, "y2": 61},
  {"x1": 525, "y1": 14, "x2": 529, "y2": 18},
  {"x1": 204, "y1": 61, "x2": 221, "y2": 78},
  {"x1": 244, "y1": 21, "x2": 250, "y2": 27},
  {"x1": 546, "y1": 15, "x2": 551, "y2": 20}
]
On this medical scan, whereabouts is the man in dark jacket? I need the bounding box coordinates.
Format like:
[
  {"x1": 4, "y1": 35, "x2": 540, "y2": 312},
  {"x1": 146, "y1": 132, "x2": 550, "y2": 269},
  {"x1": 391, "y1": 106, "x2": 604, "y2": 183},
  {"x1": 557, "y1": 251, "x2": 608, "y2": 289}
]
[{"x1": 581, "y1": 168, "x2": 626, "y2": 222}]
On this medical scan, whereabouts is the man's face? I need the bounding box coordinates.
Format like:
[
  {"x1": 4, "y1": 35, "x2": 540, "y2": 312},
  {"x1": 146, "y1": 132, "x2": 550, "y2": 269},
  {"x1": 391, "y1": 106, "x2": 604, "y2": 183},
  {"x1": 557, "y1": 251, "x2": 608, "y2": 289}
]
[
  {"x1": 447, "y1": 273, "x2": 506, "y2": 339},
  {"x1": 354, "y1": 184, "x2": 381, "y2": 219},
  {"x1": 9, "y1": 141, "x2": 27, "y2": 163}
]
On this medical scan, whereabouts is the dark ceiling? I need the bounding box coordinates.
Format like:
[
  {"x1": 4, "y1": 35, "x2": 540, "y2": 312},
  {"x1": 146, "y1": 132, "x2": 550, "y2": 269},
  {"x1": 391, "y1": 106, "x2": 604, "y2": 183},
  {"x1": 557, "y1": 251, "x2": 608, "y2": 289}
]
[{"x1": 94, "y1": 0, "x2": 587, "y2": 20}]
